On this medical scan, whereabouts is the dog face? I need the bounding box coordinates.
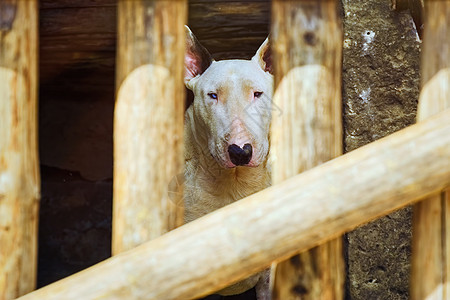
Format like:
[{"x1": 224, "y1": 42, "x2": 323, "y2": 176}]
[{"x1": 185, "y1": 27, "x2": 273, "y2": 169}]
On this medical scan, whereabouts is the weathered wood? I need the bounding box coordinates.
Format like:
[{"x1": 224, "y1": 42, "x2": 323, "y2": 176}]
[
  {"x1": 0, "y1": 1, "x2": 40, "y2": 299},
  {"x1": 411, "y1": 2, "x2": 450, "y2": 299},
  {"x1": 17, "y1": 109, "x2": 450, "y2": 300},
  {"x1": 188, "y1": 1, "x2": 270, "y2": 59},
  {"x1": 271, "y1": 1, "x2": 344, "y2": 299},
  {"x1": 112, "y1": 0, "x2": 186, "y2": 254},
  {"x1": 38, "y1": 0, "x2": 270, "y2": 93},
  {"x1": 38, "y1": 0, "x2": 117, "y2": 181}
]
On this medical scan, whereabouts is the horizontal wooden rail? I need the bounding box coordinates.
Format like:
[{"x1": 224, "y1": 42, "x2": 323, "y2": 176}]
[{"x1": 18, "y1": 109, "x2": 450, "y2": 300}]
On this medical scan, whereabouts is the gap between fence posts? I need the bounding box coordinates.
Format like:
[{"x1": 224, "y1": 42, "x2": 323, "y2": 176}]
[
  {"x1": 0, "y1": 2, "x2": 40, "y2": 300},
  {"x1": 112, "y1": 0, "x2": 187, "y2": 254},
  {"x1": 270, "y1": 0, "x2": 345, "y2": 298},
  {"x1": 411, "y1": 1, "x2": 450, "y2": 299}
]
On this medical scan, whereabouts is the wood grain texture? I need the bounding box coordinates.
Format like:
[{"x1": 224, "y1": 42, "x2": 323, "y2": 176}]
[
  {"x1": 39, "y1": 1, "x2": 116, "y2": 94},
  {"x1": 112, "y1": 0, "x2": 186, "y2": 254},
  {"x1": 411, "y1": 2, "x2": 450, "y2": 300},
  {"x1": 38, "y1": 0, "x2": 270, "y2": 91},
  {"x1": 17, "y1": 109, "x2": 450, "y2": 300},
  {"x1": 271, "y1": 1, "x2": 344, "y2": 299},
  {"x1": 0, "y1": 1, "x2": 40, "y2": 299},
  {"x1": 187, "y1": 1, "x2": 270, "y2": 60}
]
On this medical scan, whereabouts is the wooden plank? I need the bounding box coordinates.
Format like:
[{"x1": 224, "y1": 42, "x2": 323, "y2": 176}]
[
  {"x1": 271, "y1": 1, "x2": 344, "y2": 299},
  {"x1": 188, "y1": 2, "x2": 270, "y2": 59},
  {"x1": 16, "y1": 109, "x2": 450, "y2": 300},
  {"x1": 410, "y1": 1, "x2": 450, "y2": 299},
  {"x1": 38, "y1": 1, "x2": 271, "y2": 102},
  {"x1": 112, "y1": 0, "x2": 186, "y2": 254},
  {"x1": 0, "y1": 1, "x2": 40, "y2": 299},
  {"x1": 39, "y1": 4, "x2": 116, "y2": 101}
]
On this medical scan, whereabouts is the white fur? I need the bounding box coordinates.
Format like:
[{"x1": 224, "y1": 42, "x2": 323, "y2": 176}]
[{"x1": 183, "y1": 27, "x2": 272, "y2": 300}]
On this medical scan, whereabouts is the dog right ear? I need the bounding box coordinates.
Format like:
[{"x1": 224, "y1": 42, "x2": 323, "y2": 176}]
[
  {"x1": 185, "y1": 26, "x2": 213, "y2": 83},
  {"x1": 252, "y1": 37, "x2": 272, "y2": 74}
]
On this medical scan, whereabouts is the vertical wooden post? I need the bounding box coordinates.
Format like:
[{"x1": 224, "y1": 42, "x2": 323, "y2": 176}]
[
  {"x1": 411, "y1": 2, "x2": 450, "y2": 299},
  {"x1": 0, "y1": 1, "x2": 40, "y2": 299},
  {"x1": 271, "y1": 1, "x2": 344, "y2": 299},
  {"x1": 113, "y1": 0, "x2": 186, "y2": 254}
]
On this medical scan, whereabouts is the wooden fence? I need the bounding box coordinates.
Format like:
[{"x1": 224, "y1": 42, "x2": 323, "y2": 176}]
[
  {"x1": 0, "y1": 2, "x2": 40, "y2": 300},
  {"x1": 0, "y1": 0, "x2": 449, "y2": 299}
]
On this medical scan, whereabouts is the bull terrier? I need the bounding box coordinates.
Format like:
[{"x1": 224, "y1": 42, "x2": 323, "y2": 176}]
[{"x1": 183, "y1": 26, "x2": 273, "y2": 300}]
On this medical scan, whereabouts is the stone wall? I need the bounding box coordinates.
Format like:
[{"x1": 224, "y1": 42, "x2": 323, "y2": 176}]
[{"x1": 342, "y1": 0, "x2": 420, "y2": 299}]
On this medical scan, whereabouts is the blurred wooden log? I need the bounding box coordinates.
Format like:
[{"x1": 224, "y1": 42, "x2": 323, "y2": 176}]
[
  {"x1": 17, "y1": 109, "x2": 450, "y2": 300},
  {"x1": 0, "y1": 1, "x2": 40, "y2": 299},
  {"x1": 410, "y1": 2, "x2": 450, "y2": 299},
  {"x1": 271, "y1": 1, "x2": 344, "y2": 299},
  {"x1": 112, "y1": 0, "x2": 186, "y2": 254}
]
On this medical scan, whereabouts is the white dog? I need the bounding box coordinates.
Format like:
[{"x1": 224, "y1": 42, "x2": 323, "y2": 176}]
[{"x1": 183, "y1": 26, "x2": 273, "y2": 300}]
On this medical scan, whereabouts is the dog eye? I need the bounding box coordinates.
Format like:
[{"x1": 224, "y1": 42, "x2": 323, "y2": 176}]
[
  {"x1": 254, "y1": 91, "x2": 263, "y2": 98},
  {"x1": 208, "y1": 93, "x2": 218, "y2": 100}
]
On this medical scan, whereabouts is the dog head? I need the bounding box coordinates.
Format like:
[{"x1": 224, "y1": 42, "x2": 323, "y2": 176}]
[{"x1": 184, "y1": 26, "x2": 273, "y2": 169}]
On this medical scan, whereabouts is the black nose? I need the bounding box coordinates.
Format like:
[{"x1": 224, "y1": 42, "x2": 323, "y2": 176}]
[{"x1": 228, "y1": 143, "x2": 252, "y2": 166}]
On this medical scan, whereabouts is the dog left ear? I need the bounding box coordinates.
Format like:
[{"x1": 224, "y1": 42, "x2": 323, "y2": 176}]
[
  {"x1": 252, "y1": 37, "x2": 272, "y2": 74},
  {"x1": 185, "y1": 25, "x2": 213, "y2": 83}
]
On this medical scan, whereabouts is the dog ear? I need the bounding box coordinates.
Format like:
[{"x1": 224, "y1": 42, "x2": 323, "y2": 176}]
[
  {"x1": 252, "y1": 37, "x2": 272, "y2": 74},
  {"x1": 185, "y1": 26, "x2": 213, "y2": 83}
]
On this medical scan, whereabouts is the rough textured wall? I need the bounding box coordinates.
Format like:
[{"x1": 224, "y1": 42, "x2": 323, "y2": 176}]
[{"x1": 342, "y1": 0, "x2": 421, "y2": 299}]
